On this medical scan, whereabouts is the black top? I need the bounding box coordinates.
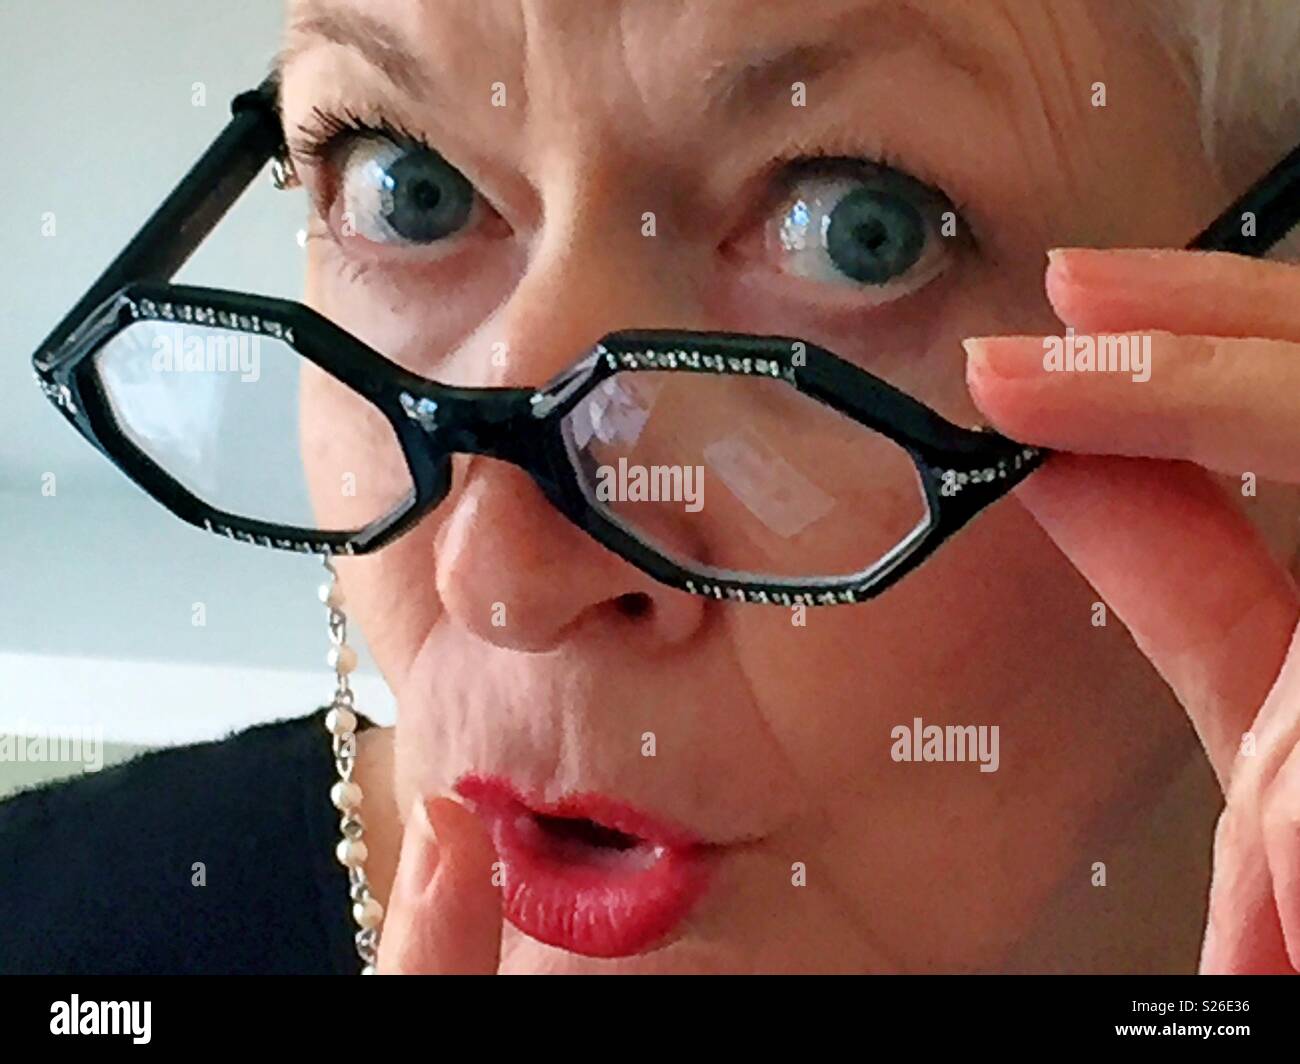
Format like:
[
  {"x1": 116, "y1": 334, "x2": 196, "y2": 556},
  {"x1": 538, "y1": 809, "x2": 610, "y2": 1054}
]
[{"x1": 0, "y1": 707, "x2": 373, "y2": 975}]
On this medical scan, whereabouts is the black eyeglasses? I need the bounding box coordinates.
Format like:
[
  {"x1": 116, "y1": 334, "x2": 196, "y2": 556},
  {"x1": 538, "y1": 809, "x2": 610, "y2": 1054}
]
[{"x1": 31, "y1": 75, "x2": 1300, "y2": 607}]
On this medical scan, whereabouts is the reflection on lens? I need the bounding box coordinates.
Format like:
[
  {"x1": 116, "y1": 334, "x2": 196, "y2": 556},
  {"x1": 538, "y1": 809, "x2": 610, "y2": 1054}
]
[
  {"x1": 93, "y1": 320, "x2": 413, "y2": 532},
  {"x1": 561, "y1": 371, "x2": 931, "y2": 581}
]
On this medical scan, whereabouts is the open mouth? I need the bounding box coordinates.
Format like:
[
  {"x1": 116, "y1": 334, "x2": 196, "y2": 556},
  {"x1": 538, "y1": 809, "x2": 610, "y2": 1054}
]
[
  {"x1": 454, "y1": 775, "x2": 716, "y2": 958},
  {"x1": 521, "y1": 810, "x2": 666, "y2": 870}
]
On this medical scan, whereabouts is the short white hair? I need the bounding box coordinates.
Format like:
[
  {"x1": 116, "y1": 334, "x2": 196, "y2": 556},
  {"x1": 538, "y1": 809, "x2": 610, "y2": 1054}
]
[{"x1": 1151, "y1": 0, "x2": 1300, "y2": 188}]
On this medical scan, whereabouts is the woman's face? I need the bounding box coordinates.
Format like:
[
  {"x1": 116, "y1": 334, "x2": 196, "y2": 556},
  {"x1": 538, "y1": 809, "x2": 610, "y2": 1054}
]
[{"x1": 278, "y1": 0, "x2": 1269, "y2": 972}]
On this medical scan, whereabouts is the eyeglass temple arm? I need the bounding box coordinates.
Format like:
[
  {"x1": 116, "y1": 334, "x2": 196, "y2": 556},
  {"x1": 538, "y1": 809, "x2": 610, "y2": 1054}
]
[
  {"x1": 32, "y1": 70, "x2": 1299, "y2": 374},
  {"x1": 1189, "y1": 140, "x2": 1300, "y2": 254},
  {"x1": 33, "y1": 75, "x2": 284, "y2": 370}
]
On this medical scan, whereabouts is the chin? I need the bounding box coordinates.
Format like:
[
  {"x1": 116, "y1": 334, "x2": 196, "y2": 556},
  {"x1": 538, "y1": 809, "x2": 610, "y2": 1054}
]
[{"x1": 496, "y1": 928, "x2": 770, "y2": 975}]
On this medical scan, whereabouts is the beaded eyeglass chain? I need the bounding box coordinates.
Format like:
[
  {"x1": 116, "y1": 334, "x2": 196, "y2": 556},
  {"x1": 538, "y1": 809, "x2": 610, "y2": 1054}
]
[{"x1": 321, "y1": 557, "x2": 384, "y2": 974}]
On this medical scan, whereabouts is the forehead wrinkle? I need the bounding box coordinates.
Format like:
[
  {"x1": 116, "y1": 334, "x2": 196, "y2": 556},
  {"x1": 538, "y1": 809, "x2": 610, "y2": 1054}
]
[
  {"x1": 1038, "y1": 5, "x2": 1096, "y2": 201},
  {"x1": 689, "y1": 0, "x2": 1010, "y2": 121},
  {"x1": 989, "y1": 1, "x2": 1104, "y2": 209}
]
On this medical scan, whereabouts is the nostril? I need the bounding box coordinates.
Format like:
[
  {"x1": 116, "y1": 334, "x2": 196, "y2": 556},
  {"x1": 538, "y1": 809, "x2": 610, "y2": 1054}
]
[{"x1": 615, "y1": 592, "x2": 653, "y2": 619}]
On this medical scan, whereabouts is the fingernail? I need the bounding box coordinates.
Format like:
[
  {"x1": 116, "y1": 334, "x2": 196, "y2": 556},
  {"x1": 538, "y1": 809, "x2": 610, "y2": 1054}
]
[
  {"x1": 963, "y1": 336, "x2": 1047, "y2": 380},
  {"x1": 396, "y1": 796, "x2": 442, "y2": 896},
  {"x1": 1047, "y1": 247, "x2": 1181, "y2": 286}
]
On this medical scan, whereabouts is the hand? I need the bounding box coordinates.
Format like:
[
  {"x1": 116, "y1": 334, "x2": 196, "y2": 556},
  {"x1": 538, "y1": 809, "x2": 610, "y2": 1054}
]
[
  {"x1": 965, "y1": 247, "x2": 1300, "y2": 974},
  {"x1": 376, "y1": 796, "x2": 504, "y2": 974}
]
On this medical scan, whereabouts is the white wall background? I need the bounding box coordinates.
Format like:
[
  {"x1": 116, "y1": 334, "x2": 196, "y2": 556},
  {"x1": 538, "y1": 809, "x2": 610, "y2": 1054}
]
[{"x1": 0, "y1": 1, "x2": 397, "y2": 747}]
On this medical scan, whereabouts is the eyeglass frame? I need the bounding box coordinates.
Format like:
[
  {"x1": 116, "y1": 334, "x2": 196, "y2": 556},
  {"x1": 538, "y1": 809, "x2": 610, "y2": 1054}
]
[{"x1": 30, "y1": 74, "x2": 1300, "y2": 607}]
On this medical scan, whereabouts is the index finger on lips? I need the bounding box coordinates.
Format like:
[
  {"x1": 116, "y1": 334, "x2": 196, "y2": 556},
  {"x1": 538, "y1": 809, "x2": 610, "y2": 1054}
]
[
  {"x1": 1203, "y1": 631, "x2": 1300, "y2": 973},
  {"x1": 378, "y1": 796, "x2": 503, "y2": 975}
]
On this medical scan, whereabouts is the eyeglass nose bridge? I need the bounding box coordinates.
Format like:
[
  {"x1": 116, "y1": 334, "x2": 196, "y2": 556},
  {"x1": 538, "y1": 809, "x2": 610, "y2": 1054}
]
[{"x1": 397, "y1": 384, "x2": 540, "y2": 467}]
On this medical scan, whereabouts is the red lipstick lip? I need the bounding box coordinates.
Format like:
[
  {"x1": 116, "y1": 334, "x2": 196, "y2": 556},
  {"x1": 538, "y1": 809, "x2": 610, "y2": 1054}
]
[{"x1": 454, "y1": 774, "x2": 717, "y2": 958}]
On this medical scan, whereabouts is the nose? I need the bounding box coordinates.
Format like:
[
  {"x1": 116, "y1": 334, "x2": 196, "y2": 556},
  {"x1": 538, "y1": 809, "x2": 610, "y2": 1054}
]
[{"x1": 432, "y1": 222, "x2": 708, "y2": 652}]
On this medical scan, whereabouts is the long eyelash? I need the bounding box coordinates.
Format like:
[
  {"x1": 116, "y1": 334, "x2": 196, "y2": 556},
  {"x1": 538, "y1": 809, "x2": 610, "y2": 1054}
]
[{"x1": 287, "y1": 104, "x2": 432, "y2": 164}]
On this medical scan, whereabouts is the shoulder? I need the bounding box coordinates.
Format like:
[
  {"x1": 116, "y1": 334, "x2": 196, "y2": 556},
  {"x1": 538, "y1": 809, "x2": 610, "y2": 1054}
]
[
  {"x1": 0, "y1": 710, "x2": 329, "y2": 841},
  {"x1": 0, "y1": 709, "x2": 360, "y2": 974}
]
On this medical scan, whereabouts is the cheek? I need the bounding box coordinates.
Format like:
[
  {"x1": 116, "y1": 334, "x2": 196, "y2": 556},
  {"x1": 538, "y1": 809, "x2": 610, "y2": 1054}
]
[
  {"x1": 727, "y1": 497, "x2": 1185, "y2": 963},
  {"x1": 304, "y1": 243, "x2": 525, "y2": 377},
  {"x1": 727, "y1": 493, "x2": 1173, "y2": 799},
  {"x1": 298, "y1": 364, "x2": 412, "y2": 531},
  {"x1": 336, "y1": 534, "x2": 442, "y2": 700},
  {"x1": 299, "y1": 366, "x2": 442, "y2": 693}
]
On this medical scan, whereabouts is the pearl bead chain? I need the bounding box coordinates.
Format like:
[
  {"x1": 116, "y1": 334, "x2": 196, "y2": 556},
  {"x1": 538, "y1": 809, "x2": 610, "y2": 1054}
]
[{"x1": 321, "y1": 559, "x2": 384, "y2": 974}]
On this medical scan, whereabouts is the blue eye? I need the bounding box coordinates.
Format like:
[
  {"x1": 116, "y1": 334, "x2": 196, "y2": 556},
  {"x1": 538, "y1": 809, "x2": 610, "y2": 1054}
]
[
  {"x1": 771, "y1": 164, "x2": 955, "y2": 297},
  {"x1": 340, "y1": 138, "x2": 476, "y2": 246},
  {"x1": 823, "y1": 187, "x2": 926, "y2": 284}
]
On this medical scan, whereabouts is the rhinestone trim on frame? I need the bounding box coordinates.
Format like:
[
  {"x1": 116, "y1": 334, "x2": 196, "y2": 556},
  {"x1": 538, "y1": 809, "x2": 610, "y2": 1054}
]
[
  {"x1": 124, "y1": 296, "x2": 296, "y2": 346},
  {"x1": 399, "y1": 392, "x2": 440, "y2": 431},
  {"x1": 594, "y1": 344, "x2": 796, "y2": 384},
  {"x1": 682, "y1": 581, "x2": 869, "y2": 606},
  {"x1": 33, "y1": 372, "x2": 78, "y2": 416},
  {"x1": 202, "y1": 518, "x2": 356, "y2": 555},
  {"x1": 682, "y1": 445, "x2": 1044, "y2": 607},
  {"x1": 928, "y1": 447, "x2": 1042, "y2": 490}
]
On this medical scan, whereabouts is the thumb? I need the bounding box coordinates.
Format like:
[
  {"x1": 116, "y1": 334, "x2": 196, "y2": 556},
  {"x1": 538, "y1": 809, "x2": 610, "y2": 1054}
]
[{"x1": 377, "y1": 796, "x2": 503, "y2": 974}]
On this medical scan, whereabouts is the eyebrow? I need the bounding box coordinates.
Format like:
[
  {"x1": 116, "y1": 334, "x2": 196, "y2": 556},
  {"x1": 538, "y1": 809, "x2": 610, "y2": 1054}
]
[
  {"x1": 278, "y1": 0, "x2": 1000, "y2": 121},
  {"x1": 704, "y1": 42, "x2": 855, "y2": 116},
  {"x1": 277, "y1": 1, "x2": 429, "y2": 100}
]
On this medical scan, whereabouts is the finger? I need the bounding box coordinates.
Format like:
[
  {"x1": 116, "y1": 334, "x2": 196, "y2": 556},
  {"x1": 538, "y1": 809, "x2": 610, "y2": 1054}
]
[
  {"x1": 1203, "y1": 623, "x2": 1300, "y2": 973},
  {"x1": 1200, "y1": 803, "x2": 1293, "y2": 974},
  {"x1": 377, "y1": 796, "x2": 503, "y2": 975},
  {"x1": 1262, "y1": 738, "x2": 1300, "y2": 970},
  {"x1": 1002, "y1": 454, "x2": 1298, "y2": 785},
  {"x1": 965, "y1": 331, "x2": 1300, "y2": 483},
  {"x1": 1045, "y1": 248, "x2": 1300, "y2": 342},
  {"x1": 1252, "y1": 629, "x2": 1300, "y2": 969}
]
